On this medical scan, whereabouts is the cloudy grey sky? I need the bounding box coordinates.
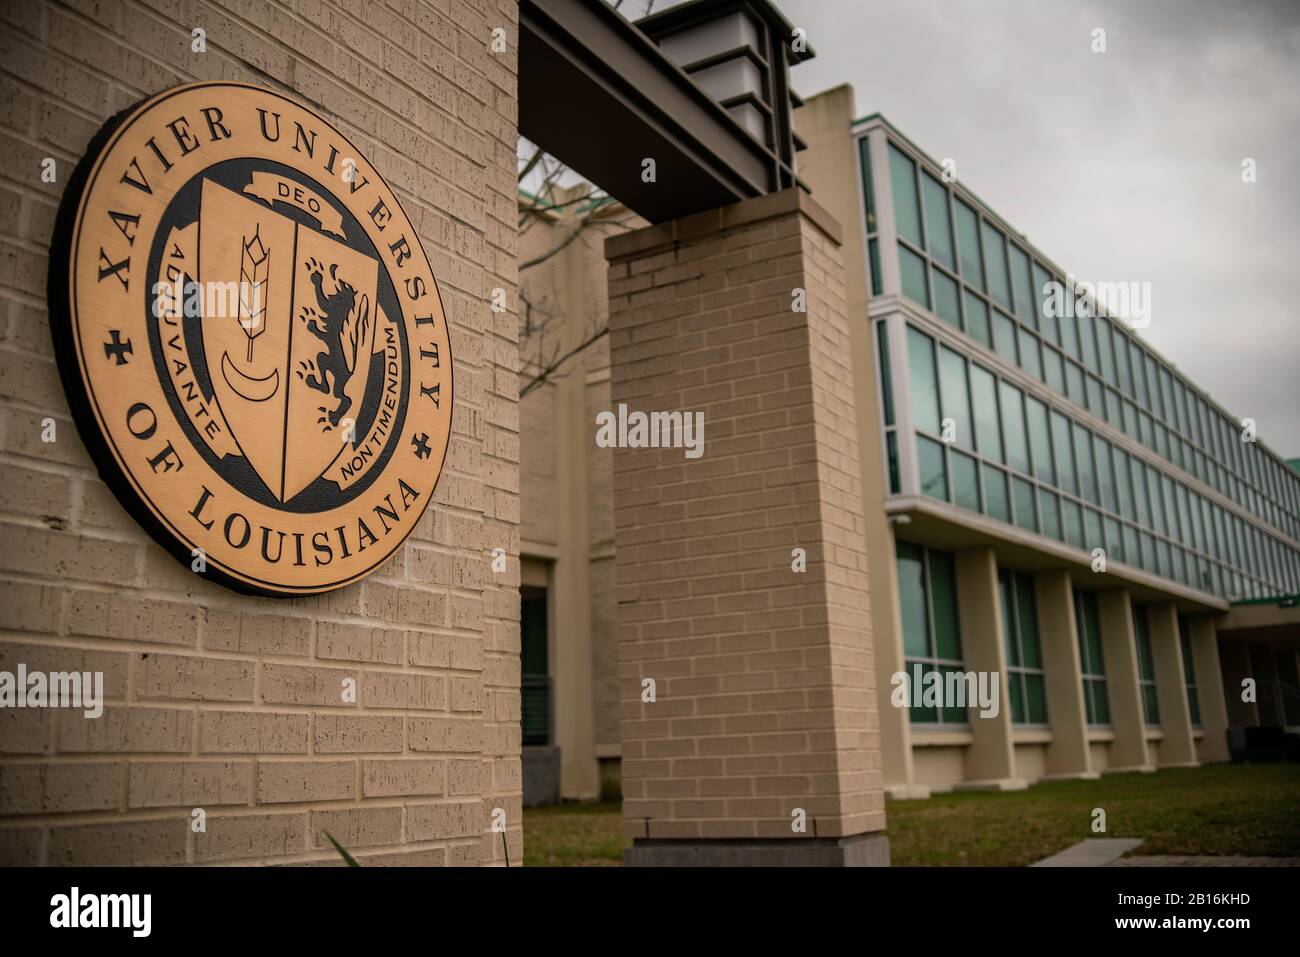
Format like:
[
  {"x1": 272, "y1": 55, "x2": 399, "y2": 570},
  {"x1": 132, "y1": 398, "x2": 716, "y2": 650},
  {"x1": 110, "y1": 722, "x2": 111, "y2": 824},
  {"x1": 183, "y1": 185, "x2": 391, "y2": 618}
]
[{"x1": 769, "y1": 0, "x2": 1300, "y2": 458}]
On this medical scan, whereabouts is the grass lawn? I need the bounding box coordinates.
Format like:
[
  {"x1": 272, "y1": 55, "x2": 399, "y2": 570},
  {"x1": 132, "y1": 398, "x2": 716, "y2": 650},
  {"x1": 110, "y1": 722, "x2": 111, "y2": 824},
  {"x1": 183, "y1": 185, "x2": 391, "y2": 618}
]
[
  {"x1": 522, "y1": 763, "x2": 1300, "y2": 866},
  {"x1": 522, "y1": 800, "x2": 627, "y2": 867}
]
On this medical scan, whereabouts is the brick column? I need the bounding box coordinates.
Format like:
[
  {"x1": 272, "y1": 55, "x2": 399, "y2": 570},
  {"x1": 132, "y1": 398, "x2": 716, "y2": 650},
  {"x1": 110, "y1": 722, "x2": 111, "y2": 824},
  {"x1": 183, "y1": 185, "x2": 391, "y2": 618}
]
[
  {"x1": 1188, "y1": 615, "x2": 1230, "y2": 763},
  {"x1": 954, "y1": 548, "x2": 1022, "y2": 790},
  {"x1": 1096, "y1": 590, "x2": 1152, "y2": 772},
  {"x1": 605, "y1": 189, "x2": 887, "y2": 867},
  {"x1": 1147, "y1": 603, "x2": 1198, "y2": 767},
  {"x1": 1033, "y1": 572, "x2": 1094, "y2": 779}
]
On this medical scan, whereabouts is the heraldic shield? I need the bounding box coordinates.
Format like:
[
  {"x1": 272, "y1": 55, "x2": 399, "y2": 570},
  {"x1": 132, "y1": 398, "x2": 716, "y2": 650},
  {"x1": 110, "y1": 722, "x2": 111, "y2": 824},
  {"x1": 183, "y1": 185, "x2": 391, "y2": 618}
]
[{"x1": 198, "y1": 179, "x2": 381, "y2": 503}]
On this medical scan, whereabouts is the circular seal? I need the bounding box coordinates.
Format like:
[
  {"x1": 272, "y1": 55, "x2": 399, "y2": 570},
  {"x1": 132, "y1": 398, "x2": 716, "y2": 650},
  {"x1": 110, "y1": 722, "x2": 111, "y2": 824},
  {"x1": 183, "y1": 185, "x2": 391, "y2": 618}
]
[{"x1": 49, "y1": 82, "x2": 454, "y2": 596}]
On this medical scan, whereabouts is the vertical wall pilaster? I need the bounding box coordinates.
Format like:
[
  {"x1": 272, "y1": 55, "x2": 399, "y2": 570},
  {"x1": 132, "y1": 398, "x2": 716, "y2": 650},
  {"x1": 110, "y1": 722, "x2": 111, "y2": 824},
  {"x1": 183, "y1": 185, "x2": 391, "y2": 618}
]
[
  {"x1": 1147, "y1": 603, "x2": 1198, "y2": 767},
  {"x1": 1189, "y1": 615, "x2": 1230, "y2": 763},
  {"x1": 1096, "y1": 590, "x2": 1151, "y2": 772},
  {"x1": 955, "y1": 548, "x2": 1020, "y2": 788},
  {"x1": 795, "y1": 86, "x2": 921, "y2": 801},
  {"x1": 1034, "y1": 571, "x2": 1093, "y2": 778},
  {"x1": 554, "y1": 222, "x2": 599, "y2": 800}
]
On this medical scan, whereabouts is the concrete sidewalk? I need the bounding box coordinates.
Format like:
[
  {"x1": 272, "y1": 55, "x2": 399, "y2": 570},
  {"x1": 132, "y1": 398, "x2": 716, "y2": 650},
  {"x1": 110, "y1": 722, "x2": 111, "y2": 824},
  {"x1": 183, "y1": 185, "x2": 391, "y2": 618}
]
[{"x1": 1031, "y1": 838, "x2": 1144, "y2": 867}]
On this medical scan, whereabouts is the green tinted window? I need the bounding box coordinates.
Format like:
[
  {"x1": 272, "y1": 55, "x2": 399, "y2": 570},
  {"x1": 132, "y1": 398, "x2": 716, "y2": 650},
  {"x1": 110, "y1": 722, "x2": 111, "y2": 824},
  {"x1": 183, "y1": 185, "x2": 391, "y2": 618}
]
[
  {"x1": 1065, "y1": 361, "x2": 1085, "y2": 406},
  {"x1": 939, "y1": 346, "x2": 972, "y2": 451},
  {"x1": 999, "y1": 381, "x2": 1029, "y2": 475},
  {"x1": 932, "y1": 268, "x2": 961, "y2": 329},
  {"x1": 889, "y1": 143, "x2": 922, "y2": 247},
  {"x1": 907, "y1": 326, "x2": 939, "y2": 432},
  {"x1": 1034, "y1": 264, "x2": 1058, "y2": 344},
  {"x1": 1040, "y1": 490, "x2": 1062, "y2": 540},
  {"x1": 922, "y1": 171, "x2": 954, "y2": 270},
  {"x1": 1074, "y1": 589, "x2": 1109, "y2": 725},
  {"x1": 1078, "y1": 313, "x2": 1100, "y2": 372},
  {"x1": 918, "y1": 435, "x2": 948, "y2": 501},
  {"x1": 1009, "y1": 245, "x2": 1036, "y2": 327},
  {"x1": 1073, "y1": 423, "x2": 1097, "y2": 504},
  {"x1": 1095, "y1": 436, "x2": 1117, "y2": 513},
  {"x1": 1130, "y1": 342, "x2": 1149, "y2": 405},
  {"x1": 1113, "y1": 448, "x2": 1133, "y2": 519},
  {"x1": 1085, "y1": 375, "x2": 1104, "y2": 417},
  {"x1": 1001, "y1": 570, "x2": 1047, "y2": 725},
  {"x1": 886, "y1": 432, "x2": 900, "y2": 493},
  {"x1": 1063, "y1": 499, "x2": 1084, "y2": 548},
  {"x1": 951, "y1": 450, "x2": 980, "y2": 512},
  {"x1": 1113, "y1": 327, "x2": 1132, "y2": 394},
  {"x1": 1018, "y1": 329, "x2": 1042, "y2": 380},
  {"x1": 1085, "y1": 508, "x2": 1103, "y2": 551},
  {"x1": 955, "y1": 200, "x2": 983, "y2": 291},
  {"x1": 1096, "y1": 320, "x2": 1116, "y2": 384},
  {"x1": 900, "y1": 243, "x2": 930, "y2": 308},
  {"x1": 858, "y1": 135, "x2": 876, "y2": 233},
  {"x1": 983, "y1": 465, "x2": 1010, "y2": 523},
  {"x1": 897, "y1": 542, "x2": 929, "y2": 658},
  {"x1": 999, "y1": 572, "x2": 1018, "y2": 665},
  {"x1": 1133, "y1": 604, "x2": 1160, "y2": 725},
  {"x1": 876, "y1": 322, "x2": 894, "y2": 426},
  {"x1": 1025, "y1": 396, "x2": 1054, "y2": 485},
  {"x1": 992, "y1": 311, "x2": 1018, "y2": 365},
  {"x1": 970, "y1": 364, "x2": 1002, "y2": 463},
  {"x1": 982, "y1": 222, "x2": 1011, "y2": 309},
  {"x1": 964, "y1": 290, "x2": 990, "y2": 347},
  {"x1": 1043, "y1": 348, "x2": 1064, "y2": 395},
  {"x1": 1059, "y1": 311, "x2": 1080, "y2": 361},
  {"x1": 929, "y1": 550, "x2": 962, "y2": 660},
  {"x1": 1105, "y1": 516, "x2": 1123, "y2": 562},
  {"x1": 1016, "y1": 581, "x2": 1043, "y2": 670},
  {"x1": 1146, "y1": 466, "x2": 1165, "y2": 534},
  {"x1": 1013, "y1": 476, "x2": 1037, "y2": 532},
  {"x1": 1050, "y1": 411, "x2": 1076, "y2": 495}
]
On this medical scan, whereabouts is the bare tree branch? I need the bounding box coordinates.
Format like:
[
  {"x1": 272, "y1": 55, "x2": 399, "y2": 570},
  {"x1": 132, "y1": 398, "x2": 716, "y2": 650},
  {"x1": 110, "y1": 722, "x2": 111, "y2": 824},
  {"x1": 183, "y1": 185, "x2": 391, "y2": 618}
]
[
  {"x1": 518, "y1": 146, "x2": 544, "y2": 183},
  {"x1": 520, "y1": 326, "x2": 610, "y2": 398}
]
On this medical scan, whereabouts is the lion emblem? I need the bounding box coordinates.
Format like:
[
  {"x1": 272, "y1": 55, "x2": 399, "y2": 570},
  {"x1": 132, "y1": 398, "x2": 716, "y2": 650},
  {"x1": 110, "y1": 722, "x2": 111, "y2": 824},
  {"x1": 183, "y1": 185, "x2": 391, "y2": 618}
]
[{"x1": 296, "y1": 256, "x2": 375, "y2": 432}]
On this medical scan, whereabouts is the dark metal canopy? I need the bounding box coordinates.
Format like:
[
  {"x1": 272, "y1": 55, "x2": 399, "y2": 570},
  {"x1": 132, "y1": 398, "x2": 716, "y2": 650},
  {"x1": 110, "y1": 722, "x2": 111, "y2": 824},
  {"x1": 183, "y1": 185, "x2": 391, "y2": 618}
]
[{"x1": 519, "y1": 0, "x2": 811, "y2": 223}]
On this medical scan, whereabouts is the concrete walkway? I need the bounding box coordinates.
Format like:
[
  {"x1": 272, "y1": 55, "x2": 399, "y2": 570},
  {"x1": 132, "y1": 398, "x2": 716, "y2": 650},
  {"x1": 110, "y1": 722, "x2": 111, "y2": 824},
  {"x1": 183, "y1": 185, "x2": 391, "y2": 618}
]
[
  {"x1": 1109, "y1": 855, "x2": 1300, "y2": 866},
  {"x1": 1032, "y1": 839, "x2": 1300, "y2": 866},
  {"x1": 1031, "y1": 838, "x2": 1144, "y2": 867}
]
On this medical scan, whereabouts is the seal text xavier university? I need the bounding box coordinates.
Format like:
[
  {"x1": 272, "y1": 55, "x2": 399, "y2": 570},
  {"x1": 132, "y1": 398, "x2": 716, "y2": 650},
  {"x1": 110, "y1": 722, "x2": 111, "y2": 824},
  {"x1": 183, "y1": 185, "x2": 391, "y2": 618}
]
[{"x1": 50, "y1": 82, "x2": 454, "y2": 596}]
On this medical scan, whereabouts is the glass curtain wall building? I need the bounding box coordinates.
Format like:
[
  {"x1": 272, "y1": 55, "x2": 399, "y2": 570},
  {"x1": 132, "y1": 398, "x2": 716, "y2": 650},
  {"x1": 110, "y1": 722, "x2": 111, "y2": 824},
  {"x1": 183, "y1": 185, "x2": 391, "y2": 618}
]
[
  {"x1": 862, "y1": 117, "x2": 1300, "y2": 604},
  {"x1": 796, "y1": 96, "x2": 1300, "y2": 796}
]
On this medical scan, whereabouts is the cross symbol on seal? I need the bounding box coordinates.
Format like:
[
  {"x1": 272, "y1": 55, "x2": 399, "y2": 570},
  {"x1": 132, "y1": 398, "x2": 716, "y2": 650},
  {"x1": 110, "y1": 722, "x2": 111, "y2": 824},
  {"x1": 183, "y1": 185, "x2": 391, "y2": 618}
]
[{"x1": 103, "y1": 330, "x2": 133, "y2": 365}]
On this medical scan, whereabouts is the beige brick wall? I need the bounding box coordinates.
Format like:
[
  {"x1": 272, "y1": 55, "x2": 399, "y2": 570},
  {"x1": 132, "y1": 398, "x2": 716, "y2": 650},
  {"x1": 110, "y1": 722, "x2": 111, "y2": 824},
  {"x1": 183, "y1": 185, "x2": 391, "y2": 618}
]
[
  {"x1": 606, "y1": 190, "x2": 884, "y2": 841},
  {"x1": 0, "y1": 0, "x2": 520, "y2": 865},
  {"x1": 518, "y1": 198, "x2": 640, "y2": 755}
]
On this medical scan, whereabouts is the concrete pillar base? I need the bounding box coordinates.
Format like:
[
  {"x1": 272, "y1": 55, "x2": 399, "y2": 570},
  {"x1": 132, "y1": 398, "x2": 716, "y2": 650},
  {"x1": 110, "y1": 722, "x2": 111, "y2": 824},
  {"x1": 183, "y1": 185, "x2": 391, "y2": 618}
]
[
  {"x1": 625, "y1": 834, "x2": 891, "y2": 867},
  {"x1": 953, "y1": 778, "x2": 1030, "y2": 793},
  {"x1": 885, "y1": 784, "x2": 932, "y2": 800}
]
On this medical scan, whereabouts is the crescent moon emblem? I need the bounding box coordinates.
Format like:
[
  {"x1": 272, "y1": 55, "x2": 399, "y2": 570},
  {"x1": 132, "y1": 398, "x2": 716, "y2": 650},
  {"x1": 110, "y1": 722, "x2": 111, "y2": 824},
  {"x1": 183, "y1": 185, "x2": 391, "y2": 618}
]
[{"x1": 221, "y1": 351, "x2": 280, "y2": 402}]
